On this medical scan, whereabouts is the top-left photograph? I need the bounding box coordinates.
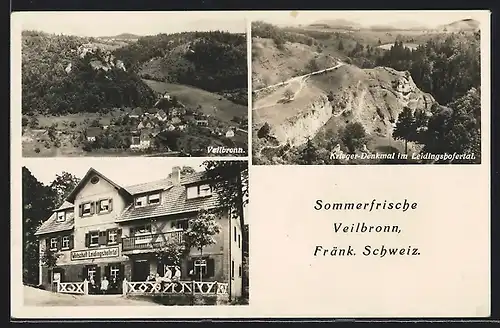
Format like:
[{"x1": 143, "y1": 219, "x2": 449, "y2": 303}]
[{"x1": 16, "y1": 11, "x2": 248, "y2": 157}]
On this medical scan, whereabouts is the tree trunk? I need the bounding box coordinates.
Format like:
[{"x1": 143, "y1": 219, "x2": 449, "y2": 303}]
[{"x1": 199, "y1": 248, "x2": 203, "y2": 282}]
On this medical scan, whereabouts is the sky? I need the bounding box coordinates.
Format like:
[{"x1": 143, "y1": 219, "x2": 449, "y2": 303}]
[
  {"x1": 248, "y1": 10, "x2": 486, "y2": 29},
  {"x1": 23, "y1": 158, "x2": 207, "y2": 186},
  {"x1": 16, "y1": 11, "x2": 246, "y2": 37}
]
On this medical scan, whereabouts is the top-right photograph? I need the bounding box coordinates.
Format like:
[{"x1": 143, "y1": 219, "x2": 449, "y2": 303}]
[{"x1": 251, "y1": 11, "x2": 483, "y2": 165}]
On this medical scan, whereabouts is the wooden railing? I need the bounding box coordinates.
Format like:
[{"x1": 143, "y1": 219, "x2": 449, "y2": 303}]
[
  {"x1": 122, "y1": 279, "x2": 228, "y2": 296},
  {"x1": 122, "y1": 231, "x2": 184, "y2": 251},
  {"x1": 56, "y1": 280, "x2": 89, "y2": 295}
]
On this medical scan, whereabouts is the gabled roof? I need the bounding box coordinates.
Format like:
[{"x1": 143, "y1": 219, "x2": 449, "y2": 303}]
[
  {"x1": 117, "y1": 170, "x2": 217, "y2": 222},
  {"x1": 124, "y1": 178, "x2": 173, "y2": 195},
  {"x1": 66, "y1": 168, "x2": 131, "y2": 203},
  {"x1": 117, "y1": 184, "x2": 220, "y2": 222},
  {"x1": 53, "y1": 200, "x2": 74, "y2": 212},
  {"x1": 35, "y1": 209, "x2": 75, "y2": 236}
]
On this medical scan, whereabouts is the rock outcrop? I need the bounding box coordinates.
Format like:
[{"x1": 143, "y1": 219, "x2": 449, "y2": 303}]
[{"x1": 270, "y1": 95, "x2": 333, "y2": 146}]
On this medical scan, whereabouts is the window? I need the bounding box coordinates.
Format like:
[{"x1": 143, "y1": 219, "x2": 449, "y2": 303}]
[
  {"x1": 132, "y1": 224, "x2": 151, "y2": 235},
  {"x1": 62, "y1": 236, "x2": 70, "y2": 249},
  {"x1": 239, "y1": 265, "x2": 242, "y2": 278},
  {"x1": 187, "y1": 186, "x2": 198, "y2": 199},
  {"x1": 194, "y1": 259, "x2": 207, "y2": 276},
  {"x1": 231, "y1": 260, "x2": 235, "y2": 279},
  {"x1": 199, "y1": 184, "x2": 211, "y2": 197},
  {"x1": 98, "y1": 199, "x2": 111, "y2": 214},
  {"x1": 187, "y1": 184, "x2": 212, "y2": 199},
  {"x1": 234, "y1": 227, "x2": 237, "y2": 242},
  {"x1": 110, "y1": 265, "x2": 120, "y2": 280},
  {"x1": 50, "y1": 237, "x2": 58, "y2": 250},
  {"x1": 171, "y1": 219, "x2": 189, "y2": 230},
  {"x1": 135, "y1": 196, "x2": 147, "y2": 207},
  {"x1": 90, "y1": 176, "x2": 99, "y2": 184},
  {"x1": 56, "y1": 211, "x2": 66, "y2": 222},
  {"x1": 82, "y1": 202, "x2": 92, "y2": 216},
  {"x1": 238, "y1": 234, "x2": 241, "y2": 248},
  {"x1": 88, "y1": 267, "x2": 97, "y2": 280},
  {"x1": 89, "y1": 231, "x2": 99, "y2": 247},
  {"x1": 148, "y1": 193, "x2": 160, "y2": 205},
  {"x1": 108, "y1": 229, "x2": 118, "y2": 244}
]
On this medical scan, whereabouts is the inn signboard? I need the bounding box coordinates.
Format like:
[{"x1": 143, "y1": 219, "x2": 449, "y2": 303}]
[{"x1": 71, "y1": 247, "x2": 120, "y2": 261}]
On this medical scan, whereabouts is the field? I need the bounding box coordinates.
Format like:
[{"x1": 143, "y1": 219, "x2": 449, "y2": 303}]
[{"x1": 142, "y1": 79, "x2": 247, "y2": 123}]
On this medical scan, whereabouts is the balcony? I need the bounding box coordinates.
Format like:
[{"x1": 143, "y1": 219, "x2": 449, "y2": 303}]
[{"x1": 122, "y1": 230, "x2": 184, "y2": 252}]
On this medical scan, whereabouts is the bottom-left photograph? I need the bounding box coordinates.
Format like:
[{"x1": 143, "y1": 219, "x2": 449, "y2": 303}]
[{"x1": 20, "y1": 158, "x2": 249, "y2": 307}]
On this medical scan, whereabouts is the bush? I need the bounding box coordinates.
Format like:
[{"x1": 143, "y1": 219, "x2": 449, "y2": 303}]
[
  {"x1": 341, "y1": 122, "x2": 367, "y2": 153},
  {"x1": 70, "y1": 121, "x2": 77, "y2": 128},
  {"x1": 257, "y1": 122, "x2": 271, "y2": 139},
  {"x1": 34, "y1": 147, "x2": 40, "y2": 153}
]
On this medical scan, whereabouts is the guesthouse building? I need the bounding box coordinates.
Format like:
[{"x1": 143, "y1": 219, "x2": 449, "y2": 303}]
[{"x1": 34, "y1": 167, "x2": 244, "y2": 298}]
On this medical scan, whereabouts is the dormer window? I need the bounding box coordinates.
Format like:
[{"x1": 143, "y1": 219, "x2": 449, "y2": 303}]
[
  {"x1": 187, "y1": 184, "x2": 212, "y2": 199},
  {"x1": 135, "y1": 193, "x2": 161, "y2": 207},
  {"x1": 148, "y1": 193, "x2": 160, "y2": 205},
  {"x1": 56, "y1": 211, "x2": 66, "y2": 222}
]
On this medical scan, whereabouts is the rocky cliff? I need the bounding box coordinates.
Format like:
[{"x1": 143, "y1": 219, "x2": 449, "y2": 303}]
[{"x1": 271, "y1": 95, "x2": 333, "y2": 146}]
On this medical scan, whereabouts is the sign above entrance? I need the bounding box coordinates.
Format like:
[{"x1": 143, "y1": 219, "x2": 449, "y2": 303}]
[{"x1": 71, "y1": 247, "x2": 120, "y2": 261}]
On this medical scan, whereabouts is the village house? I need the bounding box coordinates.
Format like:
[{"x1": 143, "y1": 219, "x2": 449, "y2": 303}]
[
  {"x1": 225, "y1": 129, "x2": 235, "y2": 138},
  {"x1": 129, "y1": 107, "x2": 144, "y2": 119},
  {"x1": 34, "y1": 167, "x2": 243, "y2": 298},
  {"x1": 196, "y1": 120, "x2": 209, "y2": 127},
  {"x1": 85, "y1": 127, "x2": 102, "y2": 142},
  {"x1": 155, "y1": 109, "x2": 168, "y2": 122},
  {"x1": 130, "y1": 129, "x2": 152, "y2": 150}
]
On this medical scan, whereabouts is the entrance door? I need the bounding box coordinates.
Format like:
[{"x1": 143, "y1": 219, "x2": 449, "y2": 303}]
[{"x1": 132, "y1": 260, "x2": 149, "y2": 281}]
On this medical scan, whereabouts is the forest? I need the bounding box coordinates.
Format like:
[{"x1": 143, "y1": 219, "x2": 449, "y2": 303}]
[
  {"x1": 22, "y1": 31, "x2": 156, "y2": 115},
  {"x1": 114, "y1": 30, "x2": 247, "y2": 100}
]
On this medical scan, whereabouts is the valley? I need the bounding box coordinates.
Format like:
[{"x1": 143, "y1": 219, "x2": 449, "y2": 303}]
[
  {"x1": 251, "y1": 18, "x2": 481, "y2": 165},
  {"x1": 21, "y1": 30, "x2": 248, "y2": 157}
]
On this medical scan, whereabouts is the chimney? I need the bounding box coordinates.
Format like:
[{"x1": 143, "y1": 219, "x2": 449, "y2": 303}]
[{"x1": 171, "y1": 166, "x2": 181, "y2": 185}]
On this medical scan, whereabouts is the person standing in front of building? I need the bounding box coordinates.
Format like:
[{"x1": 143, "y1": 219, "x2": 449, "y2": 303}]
[
  {"x1": 101, "y1": 276, "x2": 109, "y2": 295},
  {"x1": 172, "y1": 266, "x2": 181, "y2": 282}
]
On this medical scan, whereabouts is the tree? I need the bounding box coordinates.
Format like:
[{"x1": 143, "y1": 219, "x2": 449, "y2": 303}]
[
  {"x1": 283, "y1": 89, "x2": 294, "y2": 101},
  {"x1": 49, "y1": 172, "x2": 81, "y2": 207},
  {"x1": 40, "y1": 248, "x2": 61, "y2": 270},
  {"x1": 22, "y1": 167, "x2": 57, "y2": 285},
  {"x1": 153, "y1": 239, "x2": 187, "y2": 269},
  {"x1": 392, "y1": 107, "x2": 417, "y2": 154},
  {"x1": 202, "y1": 160, "x2": 248, "y2": 226},
  {"x1": 297, "y1": 138, "x2": 319, "y2": 165},
  {"x1": 341, "y1": 122, "x2": 367, "y2": 153},
  {"x1": 257, "y1": 122, "x2": 271, "y2": 139},
  {"x1": 183, "y1": 208, "x2": 221, "y2": 281},
  {"x1": 338, "y1": 40, "x2": 344, "y2": 51}
]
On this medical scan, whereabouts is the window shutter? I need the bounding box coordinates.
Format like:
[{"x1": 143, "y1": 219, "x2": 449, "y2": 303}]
[
  {"x1": 117, "y1": 229, "x2": 122, "y2": 243},
  {"x1": 98, "y1": 231, "x2": 107, "y2": 245},
  {"x1": 79, "y1": 204, "x2": 83, "y2": 217},
  {"x1": 45, "y1": 238, "x2": 50, "y2": 250},
  {"x1": 81, "y1": 267, "x2": 86, "y2": 281},
  {"x1": 207, "y1": 258, "x2": 215, "y2": 278},
  {"x1": 106, "y1": 229, "x2": 110, "y2": 244},
  {"x1": 104, "y1": 265, "x2": 110, "y2": 279},
  {"x1": 109, "y1": 198, "x2": 113, "y2": 212},
  {"x1": 85, "y1": 233, "x2": 90, "y2": 248},
  {"x1": 90, "y1": 202, "x2": 95, "y2": 215},
  {"x1": 119, "y1": 263, "x2": 125, "y2": 281},
  {"x1": 157, "y1": 257, "x2": 164, "y2": 276},
  {"x1": 60, "y1": 268, "x2": 66, "y2": 283},
  {"x1": 48, "y1": 269, "x2": 53, "y2": 284},
  {"x1": 69, "y1": 235, "x2": 74, "y2": 250},
  {"x1": 57, "y1": 236, "x2": 62, "y2": 250}
]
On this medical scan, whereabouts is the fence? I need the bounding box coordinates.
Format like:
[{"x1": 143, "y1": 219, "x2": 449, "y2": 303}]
[
  {"x1": 56, "y1": 280, "x2": 89, "y2": 295},
  {"x1": 122, "y1": 279, "x2": 229, "y2": 296}
]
